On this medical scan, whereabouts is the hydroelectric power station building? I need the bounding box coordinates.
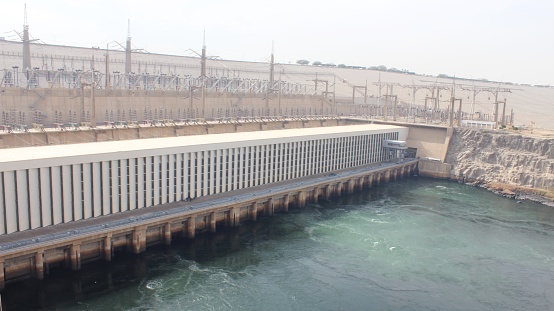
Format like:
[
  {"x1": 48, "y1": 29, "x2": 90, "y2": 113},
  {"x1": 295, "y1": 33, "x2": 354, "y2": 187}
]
[
  {"x1": 0, "y1": 124, "x2": 407, "y2": 235},
  {"x1": 0, "y1": 122, "x2": 419, "y2": 289}
]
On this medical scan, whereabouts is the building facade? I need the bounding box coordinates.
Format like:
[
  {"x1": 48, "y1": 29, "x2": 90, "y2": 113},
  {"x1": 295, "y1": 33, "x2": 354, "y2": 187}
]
[{"x1": 0, "y1": 124, "x2": 407, "y2": 235}]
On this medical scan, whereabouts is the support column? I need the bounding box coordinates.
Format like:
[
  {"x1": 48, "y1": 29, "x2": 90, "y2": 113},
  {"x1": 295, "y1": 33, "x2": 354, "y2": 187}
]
[
  {"x1": 400, "y1": 167, "x2": 405, "y2": 178},
  {"x1": 164, "y1": 223, "x2": 172, "y2": 245},
  {"x1": 231, "y1": 208, "x2": 241, "y2": 227},
  {"x1": 297, "y1": 191, "x2": 306, "y2": 207},
  {"x1": 283, "y1": 195, "x2": 290, "y2": 212},
  {"x1": 313, "y1": 188, "x2": 320, "y2": 202},
  {"x1": 35, "y1": 250, "x2": 44, "y2": 280},
  {"x1": 347, "y1": 179, "x2": 355, "y2": 193},
  {"x1": 132, "y1": 226, "x2": 147, "y2": 254},
  {"x1": 187, "y1": 217, "x2": 196, "y2": 238},
  {"x1": 250, "y1": 203, "x2": 258, "y2": 221},
  {"x1": 70, "y1": 244, "x2": 81, "y2": 271},
  {"x1": 357, "y1": 177, "x2": 364, "y2": 190},
  {"x1": 209, "y1": 212, "x2": 217, "y2": 231},
  {"x1": 266, "y1": 198, "x2": 274, "y2": 216},
  {"x1": 368, "y1": 174, "x2": 374, "y2": 188},
  {"x1": 324, "y1": 185, "x2": 331, "y2": 200},
  {"x1": 0, "y1": 260, "x2": 4, "y2": 291},
  {"x1": 384, "y1": 170, "x2": 391, "y2": 183},
  {"x1": 336, "y1": 183, "x2": 342, "y2": 196},
  {"x1": 104, "y1": 234, "x2": 112, "y2": 261},
  {"x1": 376, "y1": 173, "x2": 381, "y2": 186}
]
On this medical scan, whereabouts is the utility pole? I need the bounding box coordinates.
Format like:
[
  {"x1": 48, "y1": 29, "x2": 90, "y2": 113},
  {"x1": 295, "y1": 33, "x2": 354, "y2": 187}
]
[
  {"x1": 383, "y1": 94, "x2": 398, "y2": 121},
  {"x1": 105, "y1": 44, "x2": 110, "y2": 89},
  {"x1": 22, "y1": 4, "x2": 32, "y2": 73},
  {"x1": 457, "y1": 97, "x2": 463, "y2": 127},
  {"x1": 484, "y1": 87, "x2": 511, "y2": 125},
  {"x1": 333, "y1": 75, "x2": 336, "y2": 115},
  {"x1": 278, "y1": 69, "x2": 282, "y2": 115},
  {"x1": 311, "y1": 75, "x2": 328, "y2": 96},
  {"x1": 424, "y1": 96, "x2": 435, "y2": 123},
  {"x1": 18, "y1": 4, "x2": 39, "y2": 80},
  {"x1": 375, "y1": 74, "x2": 383, "y2": 107},
  {"x1": 125, "y1": 19, "x2": 132, "y2": 75},
  {"x1": 312, "y1": 74, "x2": 330, "y2": 114},
  {"x1": 499, "y1": 98, "x2": 507, "y2": 127},
  {"x1": 91, "y1": 56, "x2": 96, "y2": 127},
  {"x1": 201, "y1": 31, "x2": 207, "y2": 79},
  {"x1": 433, "y1": 87, "x2": 439, "y2": 122},
  {"x1": 266, "y1": 43, "x2": 275, "y2": 109},
  {"x1": 201, "y1": 32, "x2": 207, "y2": 119},
  {"x1": 365, "y1": 79, "x2": 368, "y2": 104},
  {"x1": 449, "y1": 96, "x2": 462, "y2": 127},
  {"x1": 391, "y1": 95, "x2": 398, "y2": 121},
  {"x1": 384, "y1": 84, "x2": 389, "y2": 121}
]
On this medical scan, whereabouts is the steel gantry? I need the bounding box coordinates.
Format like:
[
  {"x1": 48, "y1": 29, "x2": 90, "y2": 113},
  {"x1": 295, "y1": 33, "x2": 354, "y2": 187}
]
[{"x1": 1, "y1": 68, "x2": 316, "y2": 95}]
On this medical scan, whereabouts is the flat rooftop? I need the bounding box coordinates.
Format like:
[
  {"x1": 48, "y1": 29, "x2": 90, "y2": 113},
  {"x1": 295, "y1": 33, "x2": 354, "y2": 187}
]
[{"x1": 0, "y1": 124, "x2": 406, "y2": 169}]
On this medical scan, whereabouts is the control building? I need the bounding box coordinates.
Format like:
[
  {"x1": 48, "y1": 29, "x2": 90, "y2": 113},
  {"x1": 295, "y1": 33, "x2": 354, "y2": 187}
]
[{"x1": 0, "y1": 124, "x2": 407, "y2": 235}]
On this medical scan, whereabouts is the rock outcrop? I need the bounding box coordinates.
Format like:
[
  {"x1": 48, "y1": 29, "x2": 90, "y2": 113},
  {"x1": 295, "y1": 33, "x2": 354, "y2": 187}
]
[{"x1": 446, "y1": 128, "x2": 554, "y2": 190}]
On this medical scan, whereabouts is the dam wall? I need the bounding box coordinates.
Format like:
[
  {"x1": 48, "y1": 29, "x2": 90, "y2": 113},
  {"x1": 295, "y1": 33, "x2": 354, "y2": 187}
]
[{"x1": 446, "y1": 128, "x2": 554, "y2": 190}]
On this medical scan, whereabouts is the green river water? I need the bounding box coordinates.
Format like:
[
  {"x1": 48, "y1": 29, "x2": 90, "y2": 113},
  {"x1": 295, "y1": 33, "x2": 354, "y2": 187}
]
[{"x1": 3, "y1": 177, "x2": 554, "y2": 310}]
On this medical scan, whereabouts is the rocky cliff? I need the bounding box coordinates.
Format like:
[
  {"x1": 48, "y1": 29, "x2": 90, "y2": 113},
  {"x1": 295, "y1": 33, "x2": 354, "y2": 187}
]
[{"x1": 446, "y1": 128, "x2": 554, "y2": 191}]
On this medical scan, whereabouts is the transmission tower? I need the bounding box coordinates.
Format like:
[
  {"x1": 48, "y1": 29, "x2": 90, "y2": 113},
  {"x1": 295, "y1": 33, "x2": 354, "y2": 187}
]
[
  {"x1": 22, "y1": 5, "x2": 32, "y2": 71},
  {"x1": 125, "y1": 19, "x2": 132, "y2": 74},
  {"x1": 266, "y1": 43, "x2": 275, "y2": 109},
  {"x1": 201, "y1": 32, "x2": 207, "y2": 117}
]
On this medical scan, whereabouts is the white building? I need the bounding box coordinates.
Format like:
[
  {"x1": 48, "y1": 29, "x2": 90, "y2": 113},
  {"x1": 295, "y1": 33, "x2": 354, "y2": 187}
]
[
  {"x1": 0, "y1": 124, "x2": 408, "y2": 235},
  {"x1": 461, "y1": 120, "x2": 496, "y2": 129}
]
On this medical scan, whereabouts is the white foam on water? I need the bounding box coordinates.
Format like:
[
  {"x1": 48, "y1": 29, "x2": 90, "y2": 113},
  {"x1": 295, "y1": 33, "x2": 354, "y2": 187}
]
[{"x1": 145, "y1": 280, "x2": 163, "y2": 290}]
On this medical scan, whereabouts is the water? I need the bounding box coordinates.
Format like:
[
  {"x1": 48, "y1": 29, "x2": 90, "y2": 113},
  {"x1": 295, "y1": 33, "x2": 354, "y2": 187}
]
[{"x1": 4, "y1": 178, "x2": 554, "y2": 311}]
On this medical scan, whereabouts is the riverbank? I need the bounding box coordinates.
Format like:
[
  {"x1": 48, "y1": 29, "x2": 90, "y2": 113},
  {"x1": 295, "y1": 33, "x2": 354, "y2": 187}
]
[{"x1": 476, "y1": 182, "x2": 554, "y2": 207}]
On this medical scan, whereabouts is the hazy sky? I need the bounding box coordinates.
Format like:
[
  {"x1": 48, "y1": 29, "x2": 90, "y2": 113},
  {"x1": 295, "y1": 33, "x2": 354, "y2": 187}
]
[{"x1": 2, "y1": 0, "x2": 553, "y2": 85}]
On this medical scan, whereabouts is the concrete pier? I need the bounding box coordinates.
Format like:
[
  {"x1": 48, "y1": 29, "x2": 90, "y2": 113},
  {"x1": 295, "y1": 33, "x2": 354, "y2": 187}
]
[
  {"x1": 187, "y1": 217, "x2": 196, "y2": 239},
  {"x1": 35, "y1": 251, "x2": 44, "y2": 280},
  {"x1": 0, "y1": 160, "x2": 417, "y2": 289}
]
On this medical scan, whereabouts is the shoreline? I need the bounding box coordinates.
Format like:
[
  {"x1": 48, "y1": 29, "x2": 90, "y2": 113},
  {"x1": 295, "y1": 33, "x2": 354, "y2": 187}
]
[{"x1": 468, "y1": 181, "x2": 554, "y2": 207}]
